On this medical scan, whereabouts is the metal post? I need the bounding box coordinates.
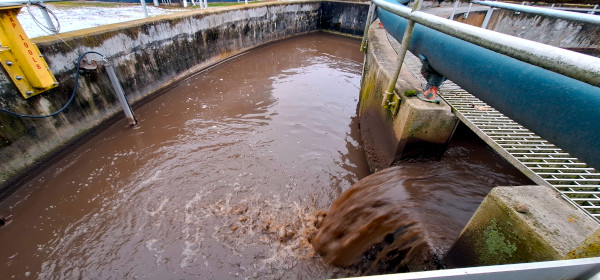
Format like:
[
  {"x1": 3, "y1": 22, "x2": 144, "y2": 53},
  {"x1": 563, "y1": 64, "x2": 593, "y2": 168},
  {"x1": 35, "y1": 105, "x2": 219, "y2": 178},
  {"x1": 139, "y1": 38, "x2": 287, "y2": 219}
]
[
  {"x1": 38, "y1": 6, "x2": 58, "y2": 33},
  {"x1": 382, "y1": 0, "x2": 422, "y2": 108},
  {"x1": 360, "y1": 2, "x2": 376, "y2": 53},
  {"x1": 449, "y1": 0, "x2": 459, "y2": 20},
  {"x1": 590, "y1": 4, "x2": 598, "y2": 15},
  {"x1": 153, "y1": 0, "x2": 159, "y2": 6},
  {"x1": 140, "y1": 0, "x2": 149, "y2": 17},
  {"x1": 183, "y1": 0, "x2": 187, "y2": 7},
  {"x1": 204, "y1": 0, "x2": 208, "y2": 9},
  {"x1": 481, "y1": 7, "x2": 493, "y2": 29},
  {"x1": 464, "y1": 3, "x2": 472, "y2": 18},
  {"x1": 245, "y1": 0, "x2": 248, "y2": 4},
  {"x1": 105, "y1": 64, "x2": 138, "y2": 126}
]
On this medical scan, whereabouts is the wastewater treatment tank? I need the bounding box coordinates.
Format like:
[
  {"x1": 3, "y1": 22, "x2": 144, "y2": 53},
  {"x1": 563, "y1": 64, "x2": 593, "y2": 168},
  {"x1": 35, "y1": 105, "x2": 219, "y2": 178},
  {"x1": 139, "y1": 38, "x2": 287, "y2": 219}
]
[
  {"x1": 2, "y1": 1, "x2": 596, "y2": 278},
  {"x1": 0, "y1": 31, "x2": 537, "y2": 278}
]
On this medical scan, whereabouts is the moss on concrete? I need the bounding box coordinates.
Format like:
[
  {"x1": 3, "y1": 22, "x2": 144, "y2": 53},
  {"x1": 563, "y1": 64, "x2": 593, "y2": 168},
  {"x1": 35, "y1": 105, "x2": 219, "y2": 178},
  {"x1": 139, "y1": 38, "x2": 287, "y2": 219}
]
[
  {"x1": 481, "y1": 218, "x2": 517, "y2": 263},
  {"x1": 444, "y1": 186, "x2": 600, "y2": 268},
  {"x1": 404, "y1": 90, "x2": 417, "y2": 97},
  {"x1": 567, "y1": 230, "x2": 600, "y2": 258}
]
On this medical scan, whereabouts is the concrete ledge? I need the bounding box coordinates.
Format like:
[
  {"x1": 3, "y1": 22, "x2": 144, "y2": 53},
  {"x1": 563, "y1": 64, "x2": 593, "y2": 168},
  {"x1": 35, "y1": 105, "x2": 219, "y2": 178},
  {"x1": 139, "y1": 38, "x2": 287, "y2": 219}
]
[
  {"x1": 358, "y1": 20, "x2": 457, "y2": 171},
  {"x1": 444, "y1": 185, "x2": 600, "y2": 268}
]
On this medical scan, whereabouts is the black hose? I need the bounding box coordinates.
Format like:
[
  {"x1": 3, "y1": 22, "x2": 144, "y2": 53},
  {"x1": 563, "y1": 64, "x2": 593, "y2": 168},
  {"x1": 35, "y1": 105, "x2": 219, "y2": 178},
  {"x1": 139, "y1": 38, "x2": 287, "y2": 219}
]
[{"x1": 0, "y1": 51, "x2": 105, "y2": 119}]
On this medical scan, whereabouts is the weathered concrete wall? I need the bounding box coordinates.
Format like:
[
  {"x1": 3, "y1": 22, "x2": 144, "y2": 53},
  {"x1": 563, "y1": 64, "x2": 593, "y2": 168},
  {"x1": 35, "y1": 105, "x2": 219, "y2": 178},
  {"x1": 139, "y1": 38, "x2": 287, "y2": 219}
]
[
  {"x1": 487, "y1": 9, "x2": 600, "y2": 49},
  {"x1": 444, "y1": 185, "x2": 600, "y2": 268},
  {"x1": 0, "y1": 1, "x2": 368, "y2": 194},
  {"x1": 358, "y1": 20, "x2": 457, "y2": 171},
  {"x1": 320, "y1": 1, "x2": 369, "y2": 37},
  {"x1": 452, "y1": 8, "x2": 600, "y2": 50}
]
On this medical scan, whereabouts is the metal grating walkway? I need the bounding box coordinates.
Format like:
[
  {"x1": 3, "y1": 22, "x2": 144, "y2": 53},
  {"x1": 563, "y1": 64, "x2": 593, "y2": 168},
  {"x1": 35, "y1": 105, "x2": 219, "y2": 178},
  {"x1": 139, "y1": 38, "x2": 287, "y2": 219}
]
[
  {"x1": 397, "y1": 46, "x2": 600, "y2": 223},
  {"x1": 439, "y1": 83, "x2": 600, "y2": 223}
]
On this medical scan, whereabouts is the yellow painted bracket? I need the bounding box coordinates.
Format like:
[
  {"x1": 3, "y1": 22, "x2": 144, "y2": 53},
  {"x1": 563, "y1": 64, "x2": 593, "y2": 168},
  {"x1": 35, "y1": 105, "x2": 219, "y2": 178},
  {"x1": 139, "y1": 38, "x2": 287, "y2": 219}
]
[{"x1": 0, "y1": 6, "x2": 57, "y2": 99}]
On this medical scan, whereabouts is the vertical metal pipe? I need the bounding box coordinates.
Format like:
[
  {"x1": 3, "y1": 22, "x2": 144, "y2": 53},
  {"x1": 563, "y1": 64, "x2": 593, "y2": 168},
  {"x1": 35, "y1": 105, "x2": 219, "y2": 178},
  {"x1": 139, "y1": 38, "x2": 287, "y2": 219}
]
[
  {"x1": 183, "y1": 0, "x2": 188, "y2": 7},
  {"x1": 384, "y1": 0, "x2": 422, "y2": 95},
  {"x1": 360, "y1": 2, "x2": 376, "y2": 53},
  {"x1": 481, "y1": 7, "x2": 493, "y2": 29},
  {"x1": 140, "y1": 0, "x2": 149, "y2": 17},
  {"x1": 245, "y1": 0, "x2": 248, "y2": 4},
  {"x1": 105, "y1": 64, "x2": 138, "y2": 126},
  {"x1": 463, "y1": 2, "x2": 472, "y2": 18},
  {"x1": 153, "y1": 0, "x2": 159, "y2": 6},
  {"x1": 39, "y1": 7, "x2": 58, "y2": 33},
  {"x1": 449, "y1": 0, "x2": 459, "y2": 20}
]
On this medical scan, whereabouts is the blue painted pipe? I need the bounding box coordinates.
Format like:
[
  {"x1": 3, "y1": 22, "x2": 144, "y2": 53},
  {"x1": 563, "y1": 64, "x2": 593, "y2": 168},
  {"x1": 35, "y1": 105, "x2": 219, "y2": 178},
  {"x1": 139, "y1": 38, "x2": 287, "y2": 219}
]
[{"x1": 377, "y1": 5, "x2": 600, "y2": 170}]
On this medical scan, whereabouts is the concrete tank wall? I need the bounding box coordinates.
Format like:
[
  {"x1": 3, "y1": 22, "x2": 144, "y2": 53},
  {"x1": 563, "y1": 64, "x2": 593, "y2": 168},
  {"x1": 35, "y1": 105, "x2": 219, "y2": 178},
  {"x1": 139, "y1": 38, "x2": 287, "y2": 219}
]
[
  {"x1": 0, "y1": 1, "x2": 368, "y2": 195},
  {"x1": 452, "y1": 8, "x2": 600, "y2": 50},
  {"x1": 487, "y1": 9, "x2": 600, "y2": 49}
]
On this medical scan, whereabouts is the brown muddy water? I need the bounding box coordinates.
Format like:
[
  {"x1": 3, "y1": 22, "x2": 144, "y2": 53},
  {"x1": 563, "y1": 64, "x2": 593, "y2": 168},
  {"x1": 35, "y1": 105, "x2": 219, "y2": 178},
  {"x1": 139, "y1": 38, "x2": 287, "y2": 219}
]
[
  {"x1": 0, "y1": 33, "x2": 369, "y2": 279},
  {"x1": 312, "y1": 124, "x2": 533, "y2": 273},
  {"x1": 0, "y1": 32, "x2": 531, "y2": 279}
]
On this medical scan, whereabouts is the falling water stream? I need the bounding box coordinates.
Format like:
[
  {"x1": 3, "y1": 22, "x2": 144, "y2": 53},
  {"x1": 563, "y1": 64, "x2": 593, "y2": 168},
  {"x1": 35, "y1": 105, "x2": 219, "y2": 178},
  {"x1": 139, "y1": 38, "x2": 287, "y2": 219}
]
[{"x1": 0, "y1": 33, "x2": 531, "y2": 279}]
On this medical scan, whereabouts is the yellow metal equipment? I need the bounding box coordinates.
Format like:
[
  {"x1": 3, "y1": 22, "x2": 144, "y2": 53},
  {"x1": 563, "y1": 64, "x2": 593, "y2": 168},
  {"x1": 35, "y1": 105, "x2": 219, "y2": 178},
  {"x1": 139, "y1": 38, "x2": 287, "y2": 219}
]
[{"x1": 0, "y1": 5, "x2": 57, "y2": 99}]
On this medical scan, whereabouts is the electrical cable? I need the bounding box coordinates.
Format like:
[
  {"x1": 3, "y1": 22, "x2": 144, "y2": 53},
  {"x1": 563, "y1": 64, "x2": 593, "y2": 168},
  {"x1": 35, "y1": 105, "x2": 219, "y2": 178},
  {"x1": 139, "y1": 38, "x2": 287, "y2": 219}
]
[
  {"x1": 26, "y1": 1, "x2": 61, "y2": 35},
  {"x1": 25, "y1": 1, "x2": 74, "y2": 51},
  {"x1": 0, "y1": 51, "x2": 106, "y2": 119}
]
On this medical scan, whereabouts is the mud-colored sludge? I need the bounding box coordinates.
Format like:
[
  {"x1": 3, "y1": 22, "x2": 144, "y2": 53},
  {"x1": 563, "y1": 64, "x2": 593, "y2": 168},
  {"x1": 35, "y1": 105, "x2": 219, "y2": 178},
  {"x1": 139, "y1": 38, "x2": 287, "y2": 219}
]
[
  {"x1": 0, "y1": 32, "x2": 532, "y2": 279},
  {"x1": 0, "y1": 33, "x2": 369, "y2": 279},
  {"x1": 312, "y1": 125, "x2": 532, "y2": 274}
]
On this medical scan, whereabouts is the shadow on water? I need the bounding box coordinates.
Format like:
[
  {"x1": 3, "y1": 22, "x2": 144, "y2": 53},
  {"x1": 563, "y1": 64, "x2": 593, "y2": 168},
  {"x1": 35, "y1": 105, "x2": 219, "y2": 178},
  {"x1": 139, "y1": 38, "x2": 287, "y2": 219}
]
[{"x1": 312, "y1": 123, "x2": 533, "y2": 275}]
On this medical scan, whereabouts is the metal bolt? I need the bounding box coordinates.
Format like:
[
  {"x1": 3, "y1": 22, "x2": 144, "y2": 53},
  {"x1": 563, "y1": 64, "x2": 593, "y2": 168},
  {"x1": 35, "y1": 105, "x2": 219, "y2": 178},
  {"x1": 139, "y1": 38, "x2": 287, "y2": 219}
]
[
  {"x1": 54, "y1": 82, "x2": 59, "y2": 86},
  {"x1": 15, "y1": 75, "x2": 24, "y2": 80},
  {"x1": 25, "y1": 90, "x2": 34, "y2": 95},
  {"x1": 39, "y1": 54, "x2": 44, "y2": 58},
  {"x1": 5, "y1": 60, "x2": 12, "y2": 66}
]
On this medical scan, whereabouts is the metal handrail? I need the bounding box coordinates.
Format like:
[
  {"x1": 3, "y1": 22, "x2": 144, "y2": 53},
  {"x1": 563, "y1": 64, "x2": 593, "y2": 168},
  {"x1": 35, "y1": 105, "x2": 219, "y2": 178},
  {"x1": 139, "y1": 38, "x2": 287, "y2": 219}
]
[
  {"x1": 471, "y1": 0, "x2": 600, "y2": 25},
  {"x1": 371, "y1": 0, "x2": 600, "y2": 88}
]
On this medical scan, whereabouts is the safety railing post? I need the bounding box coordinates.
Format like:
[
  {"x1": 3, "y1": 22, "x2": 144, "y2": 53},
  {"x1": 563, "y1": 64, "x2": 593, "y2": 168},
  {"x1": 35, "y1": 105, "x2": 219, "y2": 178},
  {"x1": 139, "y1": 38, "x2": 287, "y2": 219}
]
[
  {"x1": 381, "y1": 0, "x2": 422, "y2": 110},
  {"x1": 449, "y1": 0, "x2": 459, "y2": 20},
  {"x1": 463, "y1": 2, "x2": 472, "y2": 18},
  {"x1": 360, "y1": 2, "x2": 377, "y2": 52},
  {"x1": 140, "y1": 0, "x2": 149, "y2": 17},
  {"x1": 481, "y1": 7, "x2": 493, "y2": 28}
]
